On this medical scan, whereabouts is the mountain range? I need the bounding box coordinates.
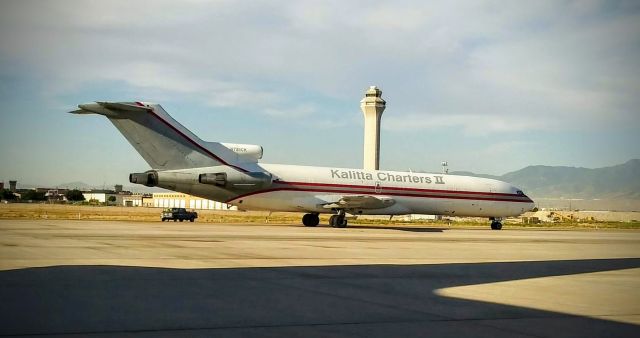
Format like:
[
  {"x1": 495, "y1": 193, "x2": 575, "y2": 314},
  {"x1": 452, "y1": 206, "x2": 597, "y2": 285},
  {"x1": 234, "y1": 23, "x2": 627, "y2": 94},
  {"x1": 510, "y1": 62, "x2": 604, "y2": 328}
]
[{"x1": 453, "y1": 159, "x2": 640, "y2": 200}]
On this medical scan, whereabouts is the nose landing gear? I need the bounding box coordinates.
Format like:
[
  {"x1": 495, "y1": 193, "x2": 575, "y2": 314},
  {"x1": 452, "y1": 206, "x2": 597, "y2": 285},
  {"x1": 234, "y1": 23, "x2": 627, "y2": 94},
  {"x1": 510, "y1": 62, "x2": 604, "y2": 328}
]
[{"x1": 490, "y1": 218, "x2": 503, "y2": 230}]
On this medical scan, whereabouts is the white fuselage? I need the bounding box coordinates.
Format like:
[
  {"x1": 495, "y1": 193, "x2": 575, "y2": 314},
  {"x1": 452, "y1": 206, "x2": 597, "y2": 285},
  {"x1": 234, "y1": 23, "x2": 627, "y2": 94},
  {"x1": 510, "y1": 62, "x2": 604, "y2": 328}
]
[{"x1": 164, "y1": 163, "x2": 535, "y2": 218}]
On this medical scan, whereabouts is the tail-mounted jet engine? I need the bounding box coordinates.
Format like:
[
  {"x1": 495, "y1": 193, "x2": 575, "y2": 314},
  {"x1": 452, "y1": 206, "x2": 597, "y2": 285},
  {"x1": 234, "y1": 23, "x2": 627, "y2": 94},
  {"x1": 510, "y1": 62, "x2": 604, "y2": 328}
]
[
  {"x1": 199, "y1": 171, "x2": 272, "y2": 190},
  {"x1": 129, "y1": 171, "x2": 158, "y2": 187},
  {"x1": 129, "y1": 170, "x2": 199, "y2": 188},
  {"x1": 129, "y1": 168, "x2": 272, "y2": 190},
  {"x1": 220, "y1": 143, "x2": 263, "y2": 163}
]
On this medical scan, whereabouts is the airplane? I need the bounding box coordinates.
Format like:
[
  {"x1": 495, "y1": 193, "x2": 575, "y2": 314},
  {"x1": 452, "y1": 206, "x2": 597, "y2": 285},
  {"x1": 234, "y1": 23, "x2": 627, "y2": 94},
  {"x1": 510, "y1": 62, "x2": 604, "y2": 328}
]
[{"x1": 71, "y1": 101, "x2": 535, "y2": 230}]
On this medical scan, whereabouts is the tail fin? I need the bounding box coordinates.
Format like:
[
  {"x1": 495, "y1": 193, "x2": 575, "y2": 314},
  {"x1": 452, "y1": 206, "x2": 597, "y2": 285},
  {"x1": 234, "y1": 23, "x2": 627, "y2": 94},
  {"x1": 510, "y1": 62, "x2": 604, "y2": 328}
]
[{"x1": 71, "y1": 101, "x2": 248, "y2": 172}]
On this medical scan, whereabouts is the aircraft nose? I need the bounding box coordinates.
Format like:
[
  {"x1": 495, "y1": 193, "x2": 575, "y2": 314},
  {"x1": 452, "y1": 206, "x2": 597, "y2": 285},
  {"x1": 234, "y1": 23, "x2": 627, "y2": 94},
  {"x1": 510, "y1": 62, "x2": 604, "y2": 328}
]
[
  {"x1": 528, "y1": 201, "x2": 536, "y2": 211},
  {"x1": 513, "y1": 185, "x2": 535, "y2": 211},
  {"x1": 525, "y1": 195, "x2": 535, "y2": 211}
]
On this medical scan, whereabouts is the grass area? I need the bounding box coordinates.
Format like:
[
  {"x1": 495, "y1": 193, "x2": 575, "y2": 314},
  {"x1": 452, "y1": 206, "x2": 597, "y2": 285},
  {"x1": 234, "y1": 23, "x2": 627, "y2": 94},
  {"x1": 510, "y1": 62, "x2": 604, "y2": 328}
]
[
  {"x1": 0, "y1": 203, "x2": 638, "y2": 229},
  {"x1": 513, "y1": 220, "x2": 640, "y2": 230},
  {"x1": 0, "y1": 203, "x2": 285, "y2": 223},
  {"x1": 348, "y1": 218, "x2": 640, "y2": 230}
]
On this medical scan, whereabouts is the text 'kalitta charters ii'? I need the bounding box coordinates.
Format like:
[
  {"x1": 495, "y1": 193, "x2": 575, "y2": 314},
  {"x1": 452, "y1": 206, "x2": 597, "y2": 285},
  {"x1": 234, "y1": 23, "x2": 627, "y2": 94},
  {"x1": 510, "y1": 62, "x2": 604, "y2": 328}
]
[{"x1": 330, "y1": 169, "x2": 445, "y2": 184}]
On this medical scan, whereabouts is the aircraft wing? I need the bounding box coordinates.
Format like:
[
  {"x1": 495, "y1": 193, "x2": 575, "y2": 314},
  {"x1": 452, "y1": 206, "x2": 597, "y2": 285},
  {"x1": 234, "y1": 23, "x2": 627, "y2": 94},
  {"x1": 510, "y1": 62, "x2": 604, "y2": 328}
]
[{"x1": 321, "y1": 195, "x2": 395, "y2": 210}]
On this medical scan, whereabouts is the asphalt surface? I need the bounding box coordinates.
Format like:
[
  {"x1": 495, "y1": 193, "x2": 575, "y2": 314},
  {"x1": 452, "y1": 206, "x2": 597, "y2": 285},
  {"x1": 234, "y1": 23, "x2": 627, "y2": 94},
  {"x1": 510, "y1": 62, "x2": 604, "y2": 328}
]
[{"x1": 0, "y1": 220, "x2": 639, "y2": 337}]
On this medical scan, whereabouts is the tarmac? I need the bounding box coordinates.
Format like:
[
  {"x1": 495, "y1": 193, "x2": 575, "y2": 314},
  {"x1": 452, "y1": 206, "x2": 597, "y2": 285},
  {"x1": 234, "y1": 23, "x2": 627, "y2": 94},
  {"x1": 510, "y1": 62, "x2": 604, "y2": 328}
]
[{"x1": 0, "y1": 219, "x2": 639, "y2": 337}]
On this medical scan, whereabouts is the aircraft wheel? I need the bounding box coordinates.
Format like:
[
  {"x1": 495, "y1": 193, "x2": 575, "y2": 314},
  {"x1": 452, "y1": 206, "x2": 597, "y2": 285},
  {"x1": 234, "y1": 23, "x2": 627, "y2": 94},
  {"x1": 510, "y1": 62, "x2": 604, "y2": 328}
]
[
  {"x1": 190, "y1": 218, "x2": 195, "y2": 222},
  {"x1": 490, "y1": 221, "x2": 502, "y2": 230},
  {"x1": 330, "y1": 215, "x2": 347, "y2": 228},
  {"x1": 302, "y1": 213, "x2": 319, "y2": 227},
  {"x1": 329, "y1": 215, "x2": 337, "y2": 227},
  {"x1": 336, "y1": 216, "x2": 347, "y2": 228}
]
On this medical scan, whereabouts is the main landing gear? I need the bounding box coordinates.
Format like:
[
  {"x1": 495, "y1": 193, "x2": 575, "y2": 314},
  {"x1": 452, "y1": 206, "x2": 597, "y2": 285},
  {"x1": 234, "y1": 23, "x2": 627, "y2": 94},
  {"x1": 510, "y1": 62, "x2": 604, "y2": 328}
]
[
  {"x1": 329, "y1": 211, "x2": 347, "y2": 228},
  {"x1": 302, "y1": 213, "x2": 320, "y2": 227},
  {"x1": 302, "y1": 211, "x2": 348, "y2": 228},
  {"x1": 490, "y1": 218, "x2": 503, "y2": 230}
]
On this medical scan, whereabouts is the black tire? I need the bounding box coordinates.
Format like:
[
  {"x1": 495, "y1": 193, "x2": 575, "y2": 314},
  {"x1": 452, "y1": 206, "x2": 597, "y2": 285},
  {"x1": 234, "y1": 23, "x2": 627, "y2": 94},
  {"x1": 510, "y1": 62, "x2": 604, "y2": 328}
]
[
  {"x1": 491, "y1": 221, "x2": 502, "y2": 230},
  {"x1": 302, "y1": 214, "x2": 319, "y2": 227},
  {"x1": 330, "y1": 215, "x2": 347, "y2": 228},
  {"x1": 190, "y1": 218, "x2": 195, "y2": 222},
  {"x1": 179, "y1": 219, "x2": 184, "y2": 222},
  {"x1": 173, "y1": 219, "x2": 177, "y2": 222},
  {"x1": 336, "y1": 216, "x2": 347, "y2": 228},
  {"x1": 161, "y1": 218, "x2": 165, "y2": 222}
]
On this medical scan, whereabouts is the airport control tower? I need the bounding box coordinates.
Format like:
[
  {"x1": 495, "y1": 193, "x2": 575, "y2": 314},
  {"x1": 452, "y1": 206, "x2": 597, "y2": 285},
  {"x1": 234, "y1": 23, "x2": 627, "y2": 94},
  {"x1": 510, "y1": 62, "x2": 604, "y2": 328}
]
[{"x1": 360, "y1": 86, "x2": 386, "y2": 170}]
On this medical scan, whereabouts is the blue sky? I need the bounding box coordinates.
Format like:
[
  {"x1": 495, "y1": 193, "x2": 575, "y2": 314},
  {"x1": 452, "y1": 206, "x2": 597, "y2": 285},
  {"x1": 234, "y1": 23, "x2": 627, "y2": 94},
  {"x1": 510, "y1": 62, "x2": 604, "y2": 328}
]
[{"x1": 0, "y1": 0, "x2": 639, "y2": 187}]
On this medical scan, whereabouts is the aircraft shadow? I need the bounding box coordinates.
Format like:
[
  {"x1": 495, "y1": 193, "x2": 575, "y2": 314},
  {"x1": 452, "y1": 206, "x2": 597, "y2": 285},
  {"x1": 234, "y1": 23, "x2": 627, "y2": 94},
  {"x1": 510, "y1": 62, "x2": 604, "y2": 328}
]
[
  {"x1": 1, "y1": 258, "x2": 638, "y2": 337},
  {"x1": 348, "y1": 224, "x2": 446, "y2": 232}
]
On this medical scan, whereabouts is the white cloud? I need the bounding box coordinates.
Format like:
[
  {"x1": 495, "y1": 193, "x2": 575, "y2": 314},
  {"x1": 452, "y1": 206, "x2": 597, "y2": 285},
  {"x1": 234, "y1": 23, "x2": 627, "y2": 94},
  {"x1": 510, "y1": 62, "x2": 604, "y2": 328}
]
[
  {"x1": 384, "y1": 113, "x2": 546, "y2": 135},
  {"x1": 1, "y1": 0, "x2": 639, "y2": 183},
  {"x1": 0, "y1": 0, "x2": 638, "y2": 130},
  {"x1": 263, "y1": 103, "x2": 317, "y2": 118}
]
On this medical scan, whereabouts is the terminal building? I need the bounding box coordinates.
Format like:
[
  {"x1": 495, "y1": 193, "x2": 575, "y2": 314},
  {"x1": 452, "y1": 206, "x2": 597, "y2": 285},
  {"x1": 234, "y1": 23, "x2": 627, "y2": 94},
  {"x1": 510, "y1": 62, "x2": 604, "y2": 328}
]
[
  {"x1": 74, "y1": 184, "x2": 235, "y2": 210},
  {"x1": 149, "y1": 193, "x2": 237, "y2": 211}
]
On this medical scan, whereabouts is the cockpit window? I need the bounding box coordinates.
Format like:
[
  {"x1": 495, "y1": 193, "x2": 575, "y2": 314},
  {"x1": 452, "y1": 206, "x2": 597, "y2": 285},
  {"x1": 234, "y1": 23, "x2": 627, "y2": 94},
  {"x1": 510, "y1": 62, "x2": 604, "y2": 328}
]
[{"x1": 516, "y1": 190, "x2": 524, "y2": 195}]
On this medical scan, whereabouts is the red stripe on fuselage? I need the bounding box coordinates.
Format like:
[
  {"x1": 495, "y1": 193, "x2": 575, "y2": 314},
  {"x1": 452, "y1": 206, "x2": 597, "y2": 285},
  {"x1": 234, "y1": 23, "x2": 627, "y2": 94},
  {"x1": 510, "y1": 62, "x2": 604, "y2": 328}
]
[
  {"x1": 225, "y1": 184, "x2": 533, "y2": 204},
  {"x1": 275, "y1": 180, "x2": 520, "y2": 197}
]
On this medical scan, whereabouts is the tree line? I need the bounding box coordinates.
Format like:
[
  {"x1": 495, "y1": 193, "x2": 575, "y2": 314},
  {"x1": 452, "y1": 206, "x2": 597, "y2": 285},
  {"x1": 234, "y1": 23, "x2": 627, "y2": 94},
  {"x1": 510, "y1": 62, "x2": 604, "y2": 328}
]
[{"x1": 1, "y1": 189, "x2": 86, "y2": 202}]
